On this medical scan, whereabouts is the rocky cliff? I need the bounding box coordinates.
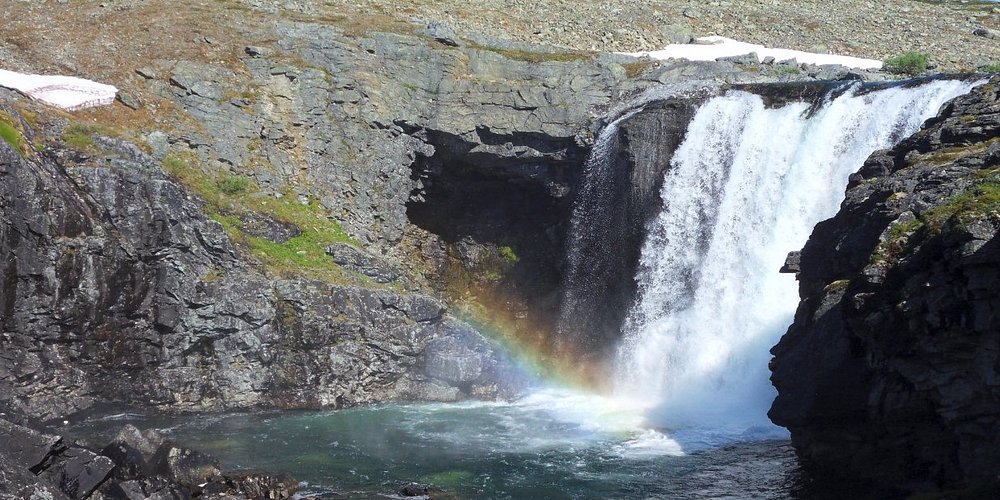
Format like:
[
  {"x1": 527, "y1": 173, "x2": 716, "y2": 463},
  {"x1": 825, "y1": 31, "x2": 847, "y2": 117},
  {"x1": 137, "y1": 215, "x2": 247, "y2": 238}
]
[
  {"x1": 0, "y1": 104, "x2": 529, "y2": 422},
  {"x1": 770, "y1": 76, "x2": 1000, "y2": 494}
]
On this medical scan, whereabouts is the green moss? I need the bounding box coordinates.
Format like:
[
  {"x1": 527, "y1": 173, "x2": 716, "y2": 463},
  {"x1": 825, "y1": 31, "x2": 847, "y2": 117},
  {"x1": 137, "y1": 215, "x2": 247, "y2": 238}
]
[
  {"x1": 883, "y1": 52, "x2": 929, "y2": 76},
  {"x1": 773, "y1": 65, "x2": 801, "y2": 76},
  {"x1": 824, "y1": 279, "x2": 851, "y2": 292},
  {"x1": 164, "y1": 154, "x2": 356, "y2": 282},
  {"x1": 499, "y1": 245, "x2": 519, "y2": 263},
  {"x1": 0, "y1": 113, "x2": 26, "y2": 157},
  {"x1": 980, "y1": 62, "x2": 1000, "y2": 73},
  {"x1": 201, "y1": 268, "x2": 224, "y2": 283},
  {"x1": 62, "y1": 123, "x2": 119, "y2": 153},
  {"x1": 922, "y1": 181, "x2": 1000, "y2": 231},
  {"x1": 216, "y1": 174, "x2": 251, "y2": 196}
]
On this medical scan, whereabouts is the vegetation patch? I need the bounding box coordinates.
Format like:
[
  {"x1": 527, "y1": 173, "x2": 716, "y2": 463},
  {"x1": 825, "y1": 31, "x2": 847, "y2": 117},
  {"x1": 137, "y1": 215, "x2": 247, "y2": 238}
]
[
  {"x1": 981, "y1": 62, "x2": 1000, "y2": 73},
  {"x1": 0, "y1": 112, "x2": 27, "y2": 157},
  {"x1": 913, "y1": 137, "x2": 1000, "y2": 166},
  {"x1": 163, "y1": 154, "x2": 357, "y2": 282},
  {"x1": 499, "y1": 245, "x2": 520, "y2": 263},
  {"x1": 62, "y1": 122, "x2": 120, "y2": 154},
  {"x1": 875, "y1": 179, "x2": 1000, "y2": 264},
  {"x1": 623, "y1": 59, "x2": 658, "y2": 78},
  {"x1": 466, "y1": 41, "x2": 593, "y2": 64},
  {"x1": 883, "y1": 52, "x2": 930, "y2": 76},
  {"x1": 921, "y1": 181, "x2": 1000, "y2": 231},
  {"x1": 773, "y1": 65, "x2": 801, "y2": 77}
]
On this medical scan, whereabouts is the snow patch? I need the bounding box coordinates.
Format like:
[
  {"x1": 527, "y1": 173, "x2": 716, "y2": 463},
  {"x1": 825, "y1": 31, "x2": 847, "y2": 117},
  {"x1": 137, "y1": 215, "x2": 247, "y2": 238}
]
[
  {"x1": 621, "y1": 36, "x2": 883, "y2": 70},
  {"x1": 0, "y1": 69, "x2": 118, "y2": 110}
]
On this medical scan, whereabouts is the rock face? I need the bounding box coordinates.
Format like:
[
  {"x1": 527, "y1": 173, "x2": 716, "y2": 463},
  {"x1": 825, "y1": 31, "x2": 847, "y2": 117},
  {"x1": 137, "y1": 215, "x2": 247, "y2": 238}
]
[
  {"x1": 557, "y1": 94, "x2": 707, "y2": 350},
  {"x1": 0, "y1": 110, "x2": 524, "y2": 422},
  {"x1": 770, "y1": 77, "x2": 1000, "y2": 492}
]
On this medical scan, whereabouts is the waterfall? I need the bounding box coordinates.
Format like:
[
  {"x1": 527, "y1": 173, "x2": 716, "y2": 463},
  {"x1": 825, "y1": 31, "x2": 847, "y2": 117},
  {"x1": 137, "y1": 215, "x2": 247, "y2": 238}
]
[{"x1": 604, "y1": 80, "x2": 980, "y2": 432}]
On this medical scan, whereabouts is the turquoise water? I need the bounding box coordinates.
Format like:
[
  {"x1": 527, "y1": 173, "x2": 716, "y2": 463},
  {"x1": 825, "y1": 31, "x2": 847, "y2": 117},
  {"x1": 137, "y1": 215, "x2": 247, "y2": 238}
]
[{"x1": 63, "y1": 389, "x2": 851, "y2": 499}]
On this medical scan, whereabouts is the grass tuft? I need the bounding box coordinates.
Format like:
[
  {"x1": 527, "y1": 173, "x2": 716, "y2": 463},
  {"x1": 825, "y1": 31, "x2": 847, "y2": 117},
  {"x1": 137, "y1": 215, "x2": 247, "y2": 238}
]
[
  {"x1": 883, "y1": 52, "x2": 929, "y2": 76},
  {"x1": 62, "y1": 122, "x2": 119, "y2": 153},
  {"x1": 0, "y1": 113, "x2": 27, "y2": 157}
]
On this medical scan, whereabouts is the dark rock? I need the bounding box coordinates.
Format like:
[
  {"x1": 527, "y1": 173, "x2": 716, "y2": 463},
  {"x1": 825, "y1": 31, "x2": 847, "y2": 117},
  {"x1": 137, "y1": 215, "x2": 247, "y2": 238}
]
[
  {"x1": 117, "y1": 91, "x2": 142, "y2": 110},
  {"x1": 37, "y1": 446, "x2": 116, "y2": 499},
  {"x1": 102, "y1": 424, "x2": 165, "y2": 479},
  {"x1": 219, "y1": 470, "x2": 298, "y2": 498},
  {"x1": 0, "y1": 417, "x2": 63, "y2": 469},
  {"x1": 244, "y1": 45, "x2": 272, "y2": 57},
  {"x1": 770, "y1": 76, "x2": 1000, "y2": 493},
  {"x1": 325, "y1": 243, "x2": 400, "y2": 283},
  {"x1": 557, "y1": 94, "x2": 706, "y2": 351},
  {"x1": 399, "y1": 483, "x2": 448, "y2": 497},
  {"x1": 779, "y1": 251, "x2": 801, "y2": 274},
  {"x1": 973, "y1": 28, "x2": 998, "y2": 40},
  {"x1": 238, "y1": 210, "x2": 302, "y2": 243},
  {"x1": 716, "y1": 52, "x2": 759, "y2": 65}
]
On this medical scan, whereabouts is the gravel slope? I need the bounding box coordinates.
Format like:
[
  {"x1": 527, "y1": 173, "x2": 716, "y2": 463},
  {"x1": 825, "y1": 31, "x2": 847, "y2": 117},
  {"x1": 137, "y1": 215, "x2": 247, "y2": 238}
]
[{"x1": 326, "y1": 0, "x2": 999, "y2": 71}]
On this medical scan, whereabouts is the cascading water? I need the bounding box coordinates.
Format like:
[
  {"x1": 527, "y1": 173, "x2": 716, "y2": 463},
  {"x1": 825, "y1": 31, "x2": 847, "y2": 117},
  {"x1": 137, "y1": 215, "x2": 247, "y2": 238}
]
[{"x1": 611, "y1": 79, "x2": 981, "y2": 436}]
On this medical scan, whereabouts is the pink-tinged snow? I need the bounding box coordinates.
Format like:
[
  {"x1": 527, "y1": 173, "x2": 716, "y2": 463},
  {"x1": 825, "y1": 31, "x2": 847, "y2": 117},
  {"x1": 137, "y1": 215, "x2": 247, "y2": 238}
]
[
  {"x1": 622, "y1": 36, "x2": 883, "y2": 70},
  {"x1": 0, "y1": 69, "x2": 117, "y2": 110}
]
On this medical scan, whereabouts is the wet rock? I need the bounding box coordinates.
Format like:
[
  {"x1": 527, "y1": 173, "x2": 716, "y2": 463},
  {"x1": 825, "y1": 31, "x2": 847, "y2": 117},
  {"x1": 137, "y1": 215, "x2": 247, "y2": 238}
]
[
  {"x1": 399, "y1": 483, "x2": 448, "y2": 498},
  {"x1": 152, "y1": 443, "x2": 222, "y2": 487},
  {"x1": 0, "y1": 417, "x2": 62, "y2": 469},
  {"x1": 214, "y1": 470, "x2": 298, "y2": 498},
  {"x1": 37, "y1": 446, "x2": 115, "y2": 499}
]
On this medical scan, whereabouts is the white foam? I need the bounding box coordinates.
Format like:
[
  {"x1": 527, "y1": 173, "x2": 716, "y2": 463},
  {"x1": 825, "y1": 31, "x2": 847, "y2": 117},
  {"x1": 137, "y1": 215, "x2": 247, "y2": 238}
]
[
  {"x1": 0, "y1": 68, "x2": 117, "y2": 110},
  {"x1": 622, "y1": 35, "x2": 883, "y2": 70}
]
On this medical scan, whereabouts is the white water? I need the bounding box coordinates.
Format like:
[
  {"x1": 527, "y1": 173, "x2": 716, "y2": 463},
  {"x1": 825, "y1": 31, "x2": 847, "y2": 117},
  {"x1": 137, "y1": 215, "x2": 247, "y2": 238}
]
[{"x1": 612, "y1": 80, "x2": 981, "y2": 438}]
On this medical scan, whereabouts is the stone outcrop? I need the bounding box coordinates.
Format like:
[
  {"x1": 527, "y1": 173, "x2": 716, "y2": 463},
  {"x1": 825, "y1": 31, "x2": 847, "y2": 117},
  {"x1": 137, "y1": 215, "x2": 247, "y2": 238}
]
[
  {"x1": 0, "y1": 108, "x2": 524, "y2": 422},
  {"x1": 770, "y1": 77, "x2": 1000, "y2": 493},
  {"x1": 0, "y1": 418, "x2": 297, "y2": 499}
]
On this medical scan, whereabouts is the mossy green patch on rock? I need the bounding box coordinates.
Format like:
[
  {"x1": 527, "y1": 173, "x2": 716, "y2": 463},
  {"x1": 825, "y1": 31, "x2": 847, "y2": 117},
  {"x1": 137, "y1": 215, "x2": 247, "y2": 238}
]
[
  {"x1": 913, "y1": 137, "x2": 1000, "y2": 166},
  {"x1": 164, "y1": 154, "x2": 357, "y2": 282},
  {"x1": 62, "y1": 122, "x2": 120, "y2": 154},
  {"x1": 922, "y1": 180, "x2": 1000, "y2": 231},
  {"x1": 0, "y1": 112, "x2": 27, "y2": 157}
]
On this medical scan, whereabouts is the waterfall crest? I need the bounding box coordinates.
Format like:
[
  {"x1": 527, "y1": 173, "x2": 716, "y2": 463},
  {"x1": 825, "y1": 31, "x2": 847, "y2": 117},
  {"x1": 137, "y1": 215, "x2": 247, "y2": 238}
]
[{"x1": 607, "y1": 80, "x2": 980, "y2": 431}]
